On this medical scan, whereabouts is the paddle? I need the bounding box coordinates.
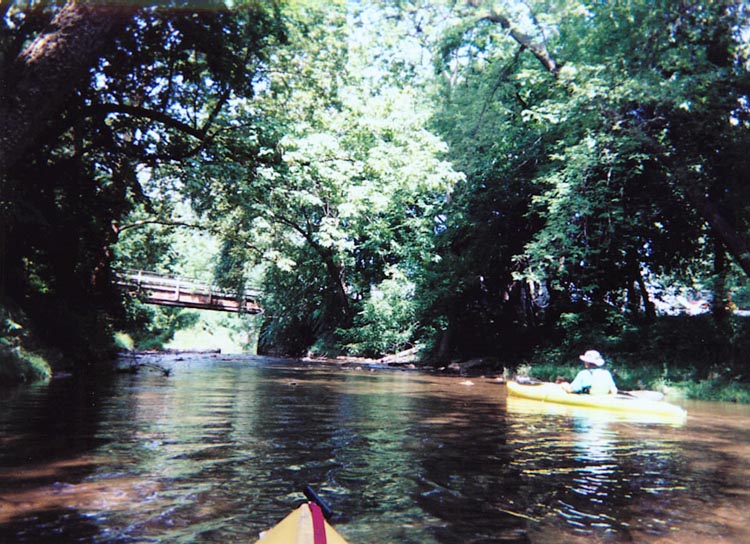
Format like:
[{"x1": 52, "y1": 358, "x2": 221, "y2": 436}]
[
  {"x1": 303, "y1": 485, "x2": 334, "y2": 521},
  {"x1": 618, "y1": 390, "x2": 665, "y2": 401},
  {"x1": 513, "y1": 376, "x2": 545, "y2": 385}
]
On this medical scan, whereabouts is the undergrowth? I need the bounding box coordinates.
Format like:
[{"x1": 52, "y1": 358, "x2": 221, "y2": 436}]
[
  {"x1": 517, "y1": 313, "x2": 750, "y2": 403},
  {"x1": 0, "y1": 347, "x2": 51, "y2": 383}
]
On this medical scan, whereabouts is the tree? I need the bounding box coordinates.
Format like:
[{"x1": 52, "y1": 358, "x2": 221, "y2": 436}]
[
  {"x1": 0, "y1": 1, "x2": 286, "y2": 366},
  {"x1": 426, "y1": 0, "x2": 750, "y2": 362},
  {"x1": 0, "y1": 2, "x2": 133, "y2": 174},
  {"x1": 421, "y1": 0, "x2": 558, "y2": 360},
  {"x1": 521, "y1": 0, "x2": 750, "y2": 313},
  {"x1": 169, "y1": 0, "x2": 463, "y2": 357}
]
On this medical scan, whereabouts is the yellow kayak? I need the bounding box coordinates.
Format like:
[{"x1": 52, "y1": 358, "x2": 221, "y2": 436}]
[
  {"x1": 254, "y1": 502, "x2": 349, "y2": 544},
  {"x1": 506, "y1": 380, "x2": 687, "y2": 420}
]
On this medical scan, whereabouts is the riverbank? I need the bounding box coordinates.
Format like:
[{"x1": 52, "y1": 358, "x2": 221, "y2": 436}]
[
  {"x1": 301, "y1": 346, "x2": 750, "y2": 405},
  {"x1": 314, "y1": 346, "x2": 750, "y2": 404},
  {"x1": 518, "y1": 357, "x2": 750, "y2": 404},
  {"x1": 0, "y1": 346, "x2": 51, "y2": 384},
  {"x1": 5, "y1": 337, "x2": 749, "y2": 405},
  {"x1": 1, "y1": 304, "x2": 52, "y2": 384},
  {"x1": 113, "y1": 345, "x2": 750, "y2": 404}
]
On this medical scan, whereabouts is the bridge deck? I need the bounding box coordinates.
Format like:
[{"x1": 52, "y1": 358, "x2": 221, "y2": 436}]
[{"x1": 116, "y1": 270, "x2": 262, "y2": 314}]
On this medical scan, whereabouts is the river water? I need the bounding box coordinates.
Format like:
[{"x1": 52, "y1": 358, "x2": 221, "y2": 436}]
[{"x1": 1, "y1": 355, "x2": 749, "y2": 543}]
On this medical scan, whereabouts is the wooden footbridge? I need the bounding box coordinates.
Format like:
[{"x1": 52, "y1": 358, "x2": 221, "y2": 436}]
[{"x1": 116, "y1": 270, "x2": 262, "y2": 314}]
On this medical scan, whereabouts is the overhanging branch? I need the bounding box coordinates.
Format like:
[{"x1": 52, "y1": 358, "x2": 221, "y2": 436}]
[
  {"x1": 483, "y1": 9, "x2": 558, "y2": 75},
  {"x1": 88, "y1": 104, "x2": 207, "y2": 140},
  {"x1": 0, "y1": 3, "x2": 136, "y2": 173},
  {"x1": 117, "y1": 218, "x2": 263, "y2": 256}
]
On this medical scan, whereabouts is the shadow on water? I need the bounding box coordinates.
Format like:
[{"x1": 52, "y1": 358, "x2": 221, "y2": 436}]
[
  {"x1": 0, "y1": 374, "x2": 119, "y2": 543},
  {"x1": 0, "y1": 509, "x2": 102, "y2": 544},
  {"x1": 1, "y1": 355, "x2": 750, "y2": 543}
]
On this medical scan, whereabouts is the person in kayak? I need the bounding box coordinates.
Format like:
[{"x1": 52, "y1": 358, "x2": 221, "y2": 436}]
[{"x1": 561, "y1": 350, "x2": 617, "y2": 395}]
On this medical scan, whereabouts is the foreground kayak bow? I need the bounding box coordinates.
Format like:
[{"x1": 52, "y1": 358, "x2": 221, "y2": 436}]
[{"x1": 254, "y1": 488, "x2": 349, "y2": 544}]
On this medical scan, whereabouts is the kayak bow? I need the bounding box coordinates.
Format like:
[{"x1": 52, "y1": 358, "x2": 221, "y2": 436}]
[{"x1": 254, "y1": 502, "x2": 349, "y2": 544}]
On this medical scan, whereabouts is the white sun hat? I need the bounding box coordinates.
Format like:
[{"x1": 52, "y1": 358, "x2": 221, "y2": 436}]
[{"x1": 579, "y1": 350, "x2": 605, "y2": 366}]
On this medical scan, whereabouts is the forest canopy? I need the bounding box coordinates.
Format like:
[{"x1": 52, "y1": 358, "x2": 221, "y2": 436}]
[{"x1": 2, "y1": 0, "x2": 750, "y2": 389}]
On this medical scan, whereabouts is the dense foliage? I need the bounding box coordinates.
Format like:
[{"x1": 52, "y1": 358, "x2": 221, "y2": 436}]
[
  {"x1": 165, "y1": 1, "x2": 463, "y2": 357},
  {"x1": 1, "y1": 0, "x2": 286, "y2": 368},
  {"x1": 423, "y1": 0, "x2": 750, "y2": 377},
  {"x1": 2, "y1": 1, "x2": 750, "y2": 387}
]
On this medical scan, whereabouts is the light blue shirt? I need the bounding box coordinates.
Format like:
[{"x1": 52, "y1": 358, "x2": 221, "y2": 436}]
[{"x1": 569, "y1": 368, "x2": 617, "y2": 396}]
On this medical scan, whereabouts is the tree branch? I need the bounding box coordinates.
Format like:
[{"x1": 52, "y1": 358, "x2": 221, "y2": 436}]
[
  {"x1": 633, "y1": 127, "x2": 750, "y2": 278},
  {"x1": 0, "y1": 2, "x2": 136, "y2": 174},
  {"x1": 484, "y1": 9, "x2": 557, "y2": 75},
  {"x1": 684, "y1": 187, "x2": 750, "y2": 278},
  {"x1": 472, "y1": 45, "x2": 526, "y2": 137},
  {"x1": 117, "y1": 218, "x2": 263, "y2": 256},
  {"x1": 88, "y1": 103, "x2": 207, "y2": 140}
]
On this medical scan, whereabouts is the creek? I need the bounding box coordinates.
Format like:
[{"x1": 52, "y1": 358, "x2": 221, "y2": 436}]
[{"x1": 1, "y1": 354, "x2": 749, "y2": 543}]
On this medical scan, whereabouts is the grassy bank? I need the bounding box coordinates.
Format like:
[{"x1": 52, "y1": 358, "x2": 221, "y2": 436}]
[
  {"x1": 517, "y1": 314, "x2": 750, "y2": 404},
  {"x1": 518, "y1": 359, "x2": 750, "y2": 403},
  {"x1": 0, "y1": 347, "x2": 52, "y2": 384},
  {"x1": 1, "y1": 304, "x2": 52, "y2": 384}
]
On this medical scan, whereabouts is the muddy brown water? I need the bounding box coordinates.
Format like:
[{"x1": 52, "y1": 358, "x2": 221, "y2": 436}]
[{"x1": 1, "y1": 355, "x2": 749, "y2": 543}]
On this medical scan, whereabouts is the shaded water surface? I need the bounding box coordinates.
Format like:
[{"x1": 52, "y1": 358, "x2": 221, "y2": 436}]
[{"x1": 1, "y1": 355, "x2": 749, "y2": 543}]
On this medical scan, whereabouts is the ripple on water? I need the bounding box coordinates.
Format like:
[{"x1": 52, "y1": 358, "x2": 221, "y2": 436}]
[{"x1": 1, "y1": 359, "x2": 750, "y2": 543}]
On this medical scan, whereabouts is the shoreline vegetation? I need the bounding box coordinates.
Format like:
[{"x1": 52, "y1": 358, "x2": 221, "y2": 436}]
[
  {"x1": 13, "y1": 343, "x2": 749, "y2": 405},
  {"x1": 3, "y1": 345, "x2": 749, "y2": 404},
  {"x1": 0, "y1": 347, "x2": 52, "y2": 384},
  {"x1": 3, "y1": 311, "x2": 749, "y2": 404}
]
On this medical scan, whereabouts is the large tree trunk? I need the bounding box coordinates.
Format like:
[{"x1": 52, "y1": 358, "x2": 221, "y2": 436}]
[
  {"x1": 636, "y1": 269, "x2": 656, "y2": 321},
  {"x1": 0, "y1": 2, "x2": 133, "y2": 176},
  {"x1": 320, "y1": 251, "x2": 353, "y2": 326},
  {"x1": 712, "y1": 241, "x2": 730, "y2": 322},
  {"x1": 686, "y1": 187, "x2": 750, "y2": 279}
]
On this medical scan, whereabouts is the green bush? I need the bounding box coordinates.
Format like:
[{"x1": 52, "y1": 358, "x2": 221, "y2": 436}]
[
  {"x1": 0, "y1": 304, "x2": 51, "y2": 383},
  {"x1": 339, "y1": 269, "x2": 417, "y2": 358},
  {"x1": 521, "y1": 312, "x2": 750, "y2": 401},
  {"x1": 674, "y1": 378, "x2": 750, "y2": 403},
  {"x1": 0, "y1": 347, "x2": 51, "y2": 383},
  {"x1": 114, "y1": 332, "x2": 135, "y2": 351}
]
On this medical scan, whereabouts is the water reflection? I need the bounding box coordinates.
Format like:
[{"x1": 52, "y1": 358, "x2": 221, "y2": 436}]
[
  {"x1": 1, "y1": 356, "x2": 749, "y2": 543},
  {"x1": 503, "y1": 395, "x2": 742, "y2": 544}
]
